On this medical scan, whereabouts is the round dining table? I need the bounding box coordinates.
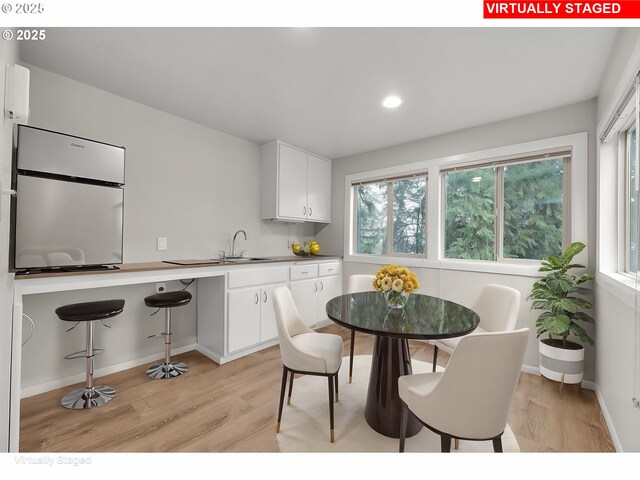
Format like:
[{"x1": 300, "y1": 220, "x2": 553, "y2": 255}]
[{"x1": 326, "y1": 291, "x2": 480, "y2": 438}]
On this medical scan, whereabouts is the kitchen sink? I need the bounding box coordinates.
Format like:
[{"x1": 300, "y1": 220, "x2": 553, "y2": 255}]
[{"x1": 219, "y1": 257, "x2": 271, "y2": 263}]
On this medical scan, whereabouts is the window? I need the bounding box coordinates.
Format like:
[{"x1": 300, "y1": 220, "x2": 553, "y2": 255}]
[
  {"x1": 444, "y1": 167, "x2": 495, "y2": 260},
  {"x1": 345, "y1": 132, "x2": 586, "y2": 273},
  {"x1": 442, "y1": 153, "x2": 570, "y2": 261},
  {"x1": 355, "y1": 174, "x2": 427, "y2": 256}
]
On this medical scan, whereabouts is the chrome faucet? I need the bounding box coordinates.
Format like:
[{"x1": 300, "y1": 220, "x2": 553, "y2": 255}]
[{"x1": 231, "y1": 229, "x2": 247, "y2": 257}]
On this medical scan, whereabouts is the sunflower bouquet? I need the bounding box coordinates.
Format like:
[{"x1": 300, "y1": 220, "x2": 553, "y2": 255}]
[{"x1": 373, "y1": 265, "x2": 419, "y2": 308}]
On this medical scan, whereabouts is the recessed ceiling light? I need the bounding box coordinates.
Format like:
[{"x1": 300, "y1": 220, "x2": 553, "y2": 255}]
[
  {"x1": 382, "y1": 96, "x2": 402, "y2": 109},
  {"x1": 472, "y1": 176, "x2": 483, "y2": 183}
]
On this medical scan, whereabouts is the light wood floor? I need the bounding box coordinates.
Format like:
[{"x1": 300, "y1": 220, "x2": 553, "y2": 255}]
[{"x1": 20, "y1": 324, "x2": 615, "y2": 452}]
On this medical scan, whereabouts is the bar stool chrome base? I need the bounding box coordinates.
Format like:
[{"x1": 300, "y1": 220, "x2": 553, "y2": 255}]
[
  {"x1": 146, "y1": 361, "x2": 189, "y2": 379},
  {"x1": 60, "y1": 385, "x2": 116, "y2": 409}
]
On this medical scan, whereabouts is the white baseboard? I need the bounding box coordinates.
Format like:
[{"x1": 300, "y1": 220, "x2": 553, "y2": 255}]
[
  {"x1": 521, "y1": 363, "x2": 597, "y2": 391},
  {"x1": 197, "y1": 339, "x2": 280, "y2": 365},
  {"x1": 593, "y1": 383, "x2": 623, "y2": 452},
  {"x1": 194, "y1": 344, "x2": 222, "y2": 364},
  {"x1": 521, "y1": 363, "x2": 540, "y2": 377},
  {"x1": 20, "y1": 343, "x2": 198, "y2": 399}
]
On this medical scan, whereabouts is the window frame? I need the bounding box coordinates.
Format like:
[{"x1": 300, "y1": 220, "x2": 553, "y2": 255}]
[
  {"x1": 623, "y1": 120, "x2": 637, "y2": 276},
  {"x1": 352, "y1": 173, "x2": 428, "y2": 259},
  {"x1": 343, "y1": 132, "x2": 588, "y2": 277}
]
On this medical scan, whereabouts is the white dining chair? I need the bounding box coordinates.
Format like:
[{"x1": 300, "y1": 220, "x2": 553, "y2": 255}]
[
  {"x1": 431, "y1": 284, "x2": 521, "y2": 372},
  {"x1": 346, "y1": 274, "x2": 376, "y2": 383},
  {"x1": 273, "y1": 286, "x2": 344, "y2": 443},
  {"x1": 399, "y1": 328, "x2": 530, "y2": 453}
]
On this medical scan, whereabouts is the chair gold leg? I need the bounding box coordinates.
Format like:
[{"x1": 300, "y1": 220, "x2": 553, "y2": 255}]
[
  {"x1": 276, "y1": 421, "x2": 281, "y2": 433},
  {"x1": 454, "y1": 438, "x2": 460, "y2": 450},
  {"x1": 330, "y1": 428, "x2": 335, "y2": 443}
]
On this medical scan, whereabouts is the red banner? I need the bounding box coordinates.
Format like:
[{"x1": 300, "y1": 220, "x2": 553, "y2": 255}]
[{"x1": 484, "y1": 1, "x2": 640, "y2": 18}]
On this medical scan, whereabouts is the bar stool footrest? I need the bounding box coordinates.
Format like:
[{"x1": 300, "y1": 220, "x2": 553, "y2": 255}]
[
  {"x1": 60, "y1": 385, "x2": 115, "y2": 409},
  {"x1": 64, "y1": 348, "x2": 105, "y2": 360},
  {"x1": 146, "y1": 361, "x2": 189, "y2": 379}
]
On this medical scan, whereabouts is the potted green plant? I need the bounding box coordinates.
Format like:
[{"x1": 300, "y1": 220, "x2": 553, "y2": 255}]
[{"x1": 528, "y1": 242, "x2": 594, "y2": 387}]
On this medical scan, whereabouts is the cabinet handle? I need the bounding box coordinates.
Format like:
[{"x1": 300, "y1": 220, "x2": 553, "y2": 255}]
[
  {"x1": 263, "y1": 291, "x2": 268, "y2": 303},
  {"x1": 255, "y1": 293, "x2": 259, "y2": 304},
  {"x1": 309, "y1": 206, "x2": 313, "y2": 216},
  {"x1": 303, "y1": 206, "x2": 307, "y2": 216},
  {"x1": 314, "y1": 283, "x2": 318, "y2": 292},
  {"x1": 301, "y1": 271, "x2": 309, "y2": 274},
  {"x1": 320, "y1": 281, "x2": 324, "y2": 291},
  {"x1": 327, "y1": 268, "x2": 334, "y2": 272}
]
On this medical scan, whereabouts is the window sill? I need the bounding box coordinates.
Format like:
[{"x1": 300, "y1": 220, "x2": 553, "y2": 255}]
[
  {"x1": 596, "y1": 271, "x2": 639, "y2": 310},
  {"x1": 344, "y1": 254, "x2": 545, "y2": 277}
]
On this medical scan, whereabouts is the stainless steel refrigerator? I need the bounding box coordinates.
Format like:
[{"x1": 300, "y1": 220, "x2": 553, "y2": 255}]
[{"x1": 12, "y1": 126, "x2": 125, "y2": 271}]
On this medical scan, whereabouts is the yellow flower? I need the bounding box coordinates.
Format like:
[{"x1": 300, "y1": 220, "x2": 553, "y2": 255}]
[{"x1": 374, "y1": 264, "x2": 419, "y2": 292}]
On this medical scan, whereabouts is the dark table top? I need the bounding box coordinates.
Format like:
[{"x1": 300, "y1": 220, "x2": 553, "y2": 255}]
[{"x1": 326, "y1": 292, "x2": 480, "y2": 340}]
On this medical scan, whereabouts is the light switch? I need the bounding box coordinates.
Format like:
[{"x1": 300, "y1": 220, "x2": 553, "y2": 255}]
[{"x1": 157, "y1": 237, "x2": 167, "y2": 251}]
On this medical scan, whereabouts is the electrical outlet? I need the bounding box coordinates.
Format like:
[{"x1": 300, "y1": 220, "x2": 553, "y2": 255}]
[
  {"x1": 156, "y1": 283, "x2": 166, "y2": 294},
  {"x1": 157, "y1": 237, "x2": 167, "y2": 251}
]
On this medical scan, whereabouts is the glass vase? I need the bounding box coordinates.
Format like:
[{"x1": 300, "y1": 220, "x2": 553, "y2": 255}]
[{"x1": 384, "y1": 290, "x2": 409, "y2": 309}]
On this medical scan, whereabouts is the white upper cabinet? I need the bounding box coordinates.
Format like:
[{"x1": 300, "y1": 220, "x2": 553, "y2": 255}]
[
  {"x1": 261, "y1": 141, "x2": 332, "y2": 223},
  {"x1": 307, "y1": 154, "x2": 331, "y2": 223}
]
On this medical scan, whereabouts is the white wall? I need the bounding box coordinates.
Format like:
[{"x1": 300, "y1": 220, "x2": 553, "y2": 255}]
[
  {"x1": 25, "y1": 64, "x2": 315, "y2": 262},
  {"x1": 16, "y1": 64, "x2": 315, "y2": 393},
  {"x1": 317, "y1": 100, "x2": 598, "y2": 379},
  {"x1": 597, "y1": 29, "x2": 640, "y2": 120},
  {"x1": 595, "y1": 28, "x2": 640, "y2": 452},
  {"x1": 0, "y1": 39, "x2": 18, "y2": 453}
]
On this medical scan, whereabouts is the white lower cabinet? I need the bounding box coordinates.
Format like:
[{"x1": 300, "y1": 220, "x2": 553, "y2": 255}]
[
  {"x1": 290, "y1": 261, "x2": 342, "y2": 327},
  {"x1": 199, "y1": 261, "x2": 342, "y2": 363},
  {"x1": 290, "y1": 278, "x2": 320, "y2": 327},
  {"x1": 227, "y1": 287, "x2": 261, "y2": 354},
  {"x1": 259, "y1": 284, "x2": 282, "y2": 342},
  {"x1": 227, "y1": 282, "x2": 289, "y2": 354},
  {"x1": 317, "y1": 274, "x2": 341, "y2": 322}
]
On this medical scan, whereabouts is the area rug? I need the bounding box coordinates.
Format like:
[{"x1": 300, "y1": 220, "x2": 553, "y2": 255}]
[{"x1": 276, "y1": 355, "x2": 520, "y2": 452}]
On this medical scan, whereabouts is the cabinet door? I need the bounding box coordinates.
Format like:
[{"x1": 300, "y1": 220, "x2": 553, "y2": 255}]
[
  {"x1": 307, "y1": 154, "x2": 331, "y2": 223},
  {"x1": 278, "y1": 144, "x2": 308, "y2": 220},
  {"x1": 227, "y1": 288, "x2": 261, "y2": 354},
  {"x1": 290, "y1": 278, "x2": 319, "y2": 327},
  {"x1": 260, "y1": 284, "x2": 287, "y2": 342},
  {"x1": 317, "y1": 275, "x2": 342, "y2": 323}
]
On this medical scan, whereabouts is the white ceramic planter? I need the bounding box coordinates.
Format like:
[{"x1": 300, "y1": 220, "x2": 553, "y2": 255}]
[{"x1": 538, "y1": 338, "x2": 584, "y2": 384}]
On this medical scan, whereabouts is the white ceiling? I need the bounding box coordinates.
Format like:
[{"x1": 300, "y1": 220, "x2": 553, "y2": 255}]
[{"x1": 19, "y1": 28, "x2": 618, "y2": 159}]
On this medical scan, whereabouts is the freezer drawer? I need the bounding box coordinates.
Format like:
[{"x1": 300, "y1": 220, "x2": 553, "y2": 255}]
[{"x1": 17, "y1": 126, "x2": 125, "y2": 185}]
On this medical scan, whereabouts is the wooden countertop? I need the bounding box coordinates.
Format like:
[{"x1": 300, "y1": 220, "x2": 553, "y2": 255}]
[{"x1": 14, "y1": 255, "x2": 343, "y2": 280}]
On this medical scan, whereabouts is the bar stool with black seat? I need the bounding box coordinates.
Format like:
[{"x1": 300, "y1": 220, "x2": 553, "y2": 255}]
[
  {"x1": 144, "y1": 290, "x2": 192, "y2": 379},
  {"x1": 55, "y1": 299, "x2": 125, "y2": 409}
]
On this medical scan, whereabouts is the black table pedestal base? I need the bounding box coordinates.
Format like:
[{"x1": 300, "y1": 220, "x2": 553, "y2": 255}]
[{"x1": 365, "y1": 335, "x2": 422, "y2": 438}]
